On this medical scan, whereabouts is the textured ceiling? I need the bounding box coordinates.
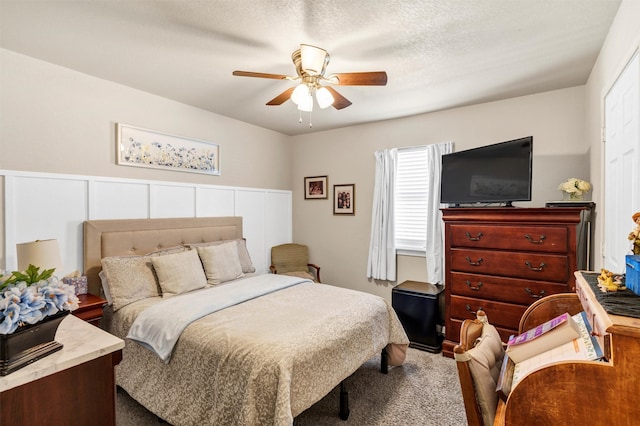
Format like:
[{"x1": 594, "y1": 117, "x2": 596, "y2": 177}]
[{"x1": 0, "y1": 0, "x2": 622, "y2": 135}]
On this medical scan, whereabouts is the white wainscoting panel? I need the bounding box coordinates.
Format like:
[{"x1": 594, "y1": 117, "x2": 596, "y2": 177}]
[
  {"x1": 2, "y1": 170, "x2": 292, "y2": 278},
  {"x1": 235, "y1": 189, "x2": 267, "y2": 273},
  {"x1": 92, "y1": 181, "x2": 150, "y2": 220},
  {"x1": 150, "y1": 184, "x2": 197, "y2": 218},
  {"x1": 264, "y1": 191, "x2": 293, "y2": 265},
  {"x1": 196, "y1": 187, "x2": 235, "y2": 217},
  {"x1": 6, "y1": 174, "x2": 88, "y2": 274}
]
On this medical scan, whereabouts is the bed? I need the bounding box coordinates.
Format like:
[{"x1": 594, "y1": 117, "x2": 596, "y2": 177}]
[{"x1": 83, "y1": 217, "x2": 409, "y2": 426}]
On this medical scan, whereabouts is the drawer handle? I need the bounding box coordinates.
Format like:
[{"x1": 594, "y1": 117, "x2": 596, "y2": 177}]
[
  {"x1": 525, "y1": 288, "x2": 546, "y2": 299},
  {"x1": 465, "y1": 256, "x2": 484, "y2": 266},
  {"x1": 524, "y1": 234, "x2": 546, "y2": 244},
  {"x1": 465, "y1": 232, "x2": 483, "y2": 241},
  {"x1": 524, "y1": 261, "x2": 546, "y2": 271},
  {"x1": 465, "y1": 304, "x2": 483, "y2": 316},
  {"x1": 465, "y1": 280, "x2": 483, "y2": 291}
]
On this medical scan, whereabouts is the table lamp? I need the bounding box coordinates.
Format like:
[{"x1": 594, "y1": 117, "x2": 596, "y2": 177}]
[{"x1": 16, "y1": 239, "x2": 64, "y2": 276}]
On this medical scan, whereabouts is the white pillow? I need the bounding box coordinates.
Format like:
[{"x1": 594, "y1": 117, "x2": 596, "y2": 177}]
[
  {"x1": 101, "y1": 255, "x2": 159, "y2": 311},
  {"x1": 187, "y1": 239, "x2": 255, "y2": 273},
  {"x1": 151, "y1": 249, "x2": 207, "y2": 296},
  {"x1": 197, "y1": 242, "x2": 244, "y2": 285},
  {"x1": 98, "y1": 270, "x2": 113, "y2": 305}
]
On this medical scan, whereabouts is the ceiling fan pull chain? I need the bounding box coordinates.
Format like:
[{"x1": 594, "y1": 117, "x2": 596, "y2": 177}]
[
  {"x1": 309, "y1": 111, "x2": 312, "y2": 128},
  {"x1": 298, "y1": 109, "x2": 303, "y2": 124}
]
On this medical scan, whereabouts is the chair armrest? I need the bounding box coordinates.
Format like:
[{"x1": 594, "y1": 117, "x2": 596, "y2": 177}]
[
  {"x1": 518, "y1": 293, "x2": 582, "y2": 333},
  {"x1": 308, "y1": 263, "x2": 321, "y2": 283},
  {"x1": 494, "y1": 399, "x2": 507, "y2": 426}
]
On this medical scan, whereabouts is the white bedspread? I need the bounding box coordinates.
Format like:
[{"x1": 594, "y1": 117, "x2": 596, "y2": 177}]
[
  {"x1": 108, "y1": 277, "x2": 409, "y2": 425},
  {"x1": 127, "y1": 274, "x2": 310, "y2": 362}
]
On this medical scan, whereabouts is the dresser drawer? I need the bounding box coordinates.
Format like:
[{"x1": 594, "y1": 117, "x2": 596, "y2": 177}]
[
  {"x1": 449, "y1": 295, "x2": 527, "y2": 331},
  {"x1": 450, "y1": 224, "x2": 568, "y2": 253},
  {"x1": 450, "y1": 272, "x2": 570, "y2": 305},
  {"x1": 450, "y1": 248, "x2": 570, "y2": 282}
]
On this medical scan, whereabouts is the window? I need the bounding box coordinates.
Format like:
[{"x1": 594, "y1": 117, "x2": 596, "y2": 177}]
[{"x1": 395, "y1": 147, "x2": 430, "y2": 252}]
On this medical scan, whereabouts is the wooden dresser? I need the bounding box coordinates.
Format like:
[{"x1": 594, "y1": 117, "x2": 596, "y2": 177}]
[
  {"x1": 0, "y1": 315, "x2": 124, "y2": 425},
  {"x1": 442, "y1": 207, "x2": 585, "y2": 357}
]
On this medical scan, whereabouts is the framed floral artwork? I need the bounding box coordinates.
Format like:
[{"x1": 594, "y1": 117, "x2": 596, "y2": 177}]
[
  {"x1": 333, "y1": 184, "x2": 355, "y2": 215},
  {"x1": 116, "y1": 123, "x2": 220, "y2": 175},
  {"x1": 304, "y1": 176, "x2": 328, "y2": 199}
]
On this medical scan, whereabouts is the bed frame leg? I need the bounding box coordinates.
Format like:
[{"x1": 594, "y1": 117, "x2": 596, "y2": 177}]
[
  {"x1": 339, "y1": 380, "x2": 350, "y2": 420},
  {"x1": 380, "y1": 347, "x2": 388, "y2": 374}
]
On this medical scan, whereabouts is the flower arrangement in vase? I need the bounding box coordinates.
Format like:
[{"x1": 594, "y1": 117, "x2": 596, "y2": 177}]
[
  {"x1": 558, "y1": 178, "x2": 591, "y2": 201},
  {"x1": 0, "y1": 264, "x2": 79, "y2": 335}
]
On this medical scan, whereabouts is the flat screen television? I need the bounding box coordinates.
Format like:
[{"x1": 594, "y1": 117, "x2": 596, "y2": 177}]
[{"x1": 440, "y1": 136, "x2": 533, "y2": 206}]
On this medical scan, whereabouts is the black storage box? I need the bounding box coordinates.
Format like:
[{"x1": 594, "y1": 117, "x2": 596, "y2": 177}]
[{"x1": 392, "y1": 281, "x2": 444, "y2": 353}]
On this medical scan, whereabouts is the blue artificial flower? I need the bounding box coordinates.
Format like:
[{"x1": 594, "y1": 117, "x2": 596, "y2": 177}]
[
  {"x1": 18, "y1": 285, "x2": 45, "y2": 325},
  {"x1": 0, "y1": 302, "x2": 21, "y2": 334},
  {"x1": 0, "y1": 274, "x2": 79, "y2": 334}
]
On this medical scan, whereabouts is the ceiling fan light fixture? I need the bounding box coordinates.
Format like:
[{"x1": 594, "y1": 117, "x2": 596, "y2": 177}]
[
  {"x1": 315, "y1": 86, "x2": 334, "y2": 109},
  {"x1": 291, "y1": 83, "x2": 309, "y2": 105},
  {"x1": 297, "y1": 93, "x2": 313, "y2": 112},
  {"x1": 300, "y1": 44, "x2": 329, "y2": 76}
]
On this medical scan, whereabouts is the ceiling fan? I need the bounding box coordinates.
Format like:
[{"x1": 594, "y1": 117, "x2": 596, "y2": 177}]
[{"x1": 232, "y1": 44, "x2": 387, "y2": 113}]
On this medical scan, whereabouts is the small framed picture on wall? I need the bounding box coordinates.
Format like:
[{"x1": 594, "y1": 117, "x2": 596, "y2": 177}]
[
  {"x1": 304, "y1": 176, "x2": 328, "y2": 199},
  {"x1": 333, "y1": 184, "x2": 355, "y2": 215}
]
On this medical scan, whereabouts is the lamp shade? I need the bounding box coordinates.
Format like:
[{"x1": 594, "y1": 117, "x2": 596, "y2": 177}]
[
  {"x1": 300, "y1": 44, "x2": 328, "y2": 76},
  {"x1": 315, "y1": 86, "x2": 335, "y2": 109},
  {"x1": 291, "y1": 83, "x2": 310, "y2": 105},
  {"x1": 16, "y1": 239, "x2": 64, "y2": 275},
  {"x1": 297, "y1": 93, "x2": 314, "y2": 112}
]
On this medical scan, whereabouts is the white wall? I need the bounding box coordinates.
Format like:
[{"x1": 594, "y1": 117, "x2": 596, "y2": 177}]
[
  {"x1": 0, "y1": 48, "x2": 293, "y2": 267},
  {"x1": 291, "y1": 87, "x2": 588, "y2": 302},
  {"x1": 585, "y1": 0, "x2": 640, "y2": 270}
]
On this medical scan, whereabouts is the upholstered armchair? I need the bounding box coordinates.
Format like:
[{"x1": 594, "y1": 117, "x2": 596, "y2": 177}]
[
  {"x1": 269, "y1": 243, "x2": 321, "y2": 283},
  {"x1": 454, "y1": 310, "x2": 505, "y2": 426}
]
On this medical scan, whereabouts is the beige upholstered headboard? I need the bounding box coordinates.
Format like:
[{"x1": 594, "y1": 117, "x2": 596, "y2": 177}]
[{"x1": 83, "y1": 217, "x2": 243, "y2": 295}]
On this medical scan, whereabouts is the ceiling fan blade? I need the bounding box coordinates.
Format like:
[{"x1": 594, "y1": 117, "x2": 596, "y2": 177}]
[
  {"x1": 331, "y1": 71, "x2": 388, "y2": 86},
  {"x1": 324, "y1": 86, "x2": 352, "y2": 110},
  {"x1": 232, "y1": 70, "x2": 290, "y2": 80},
  {"x1": 266, "y1": 87, "x2": 295, "y2": 105}
]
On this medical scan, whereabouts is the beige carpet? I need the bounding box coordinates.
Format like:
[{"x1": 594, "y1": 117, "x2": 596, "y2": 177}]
[{"x1": 116, "y1": 347, "x2": 467, "y2": 425}]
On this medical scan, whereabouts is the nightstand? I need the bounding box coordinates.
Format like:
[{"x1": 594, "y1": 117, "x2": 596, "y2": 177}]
[{"x1": 73, "y1": 293, "x2": 107, "y2": 327}]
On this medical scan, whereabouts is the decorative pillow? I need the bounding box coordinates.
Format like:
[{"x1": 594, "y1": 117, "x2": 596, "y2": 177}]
[
  {"x1": 101, "y1": 255, "x2": 159, "y2": 311},
  {"x1": 196, "y1": 242, "x2": 244, "y2": 285},
  {"x1": 467, "y1": 323, "x2": 504, "y2": 426},
  {"x1": 187, "y1": 239, "x2": 255, "y2": 273},
  {"x1": 151, "y1": 249, "x2": 207, "y2": 297},
  {"x1": 98, "y1": 270, "x2": 113, "y2": 305}
]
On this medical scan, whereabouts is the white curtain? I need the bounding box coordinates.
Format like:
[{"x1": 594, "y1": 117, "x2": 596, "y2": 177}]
[
  {"x1": 424, "y1": 141, "x2": 454, "y2": 284},
  {"x1": 367, "y1": 148, "x2": 397, "y2": 280}
]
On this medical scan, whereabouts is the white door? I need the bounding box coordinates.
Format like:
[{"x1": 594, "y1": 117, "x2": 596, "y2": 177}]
[{"x1": 604, "y1": 51, "x2": 640, "y2": 272}]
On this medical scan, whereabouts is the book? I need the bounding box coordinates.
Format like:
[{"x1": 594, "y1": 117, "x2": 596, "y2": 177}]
[
  {"x1": 511, "y1": 311, "x2": 603, "y2": 388},
  {"x1": 505, "y1": 312, "x2": 580, "y2": 363}
]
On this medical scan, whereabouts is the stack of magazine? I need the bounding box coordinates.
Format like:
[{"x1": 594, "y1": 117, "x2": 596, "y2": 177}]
[{"x1": 506, "y1": 311, "x2": 603, "y2": 388}]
